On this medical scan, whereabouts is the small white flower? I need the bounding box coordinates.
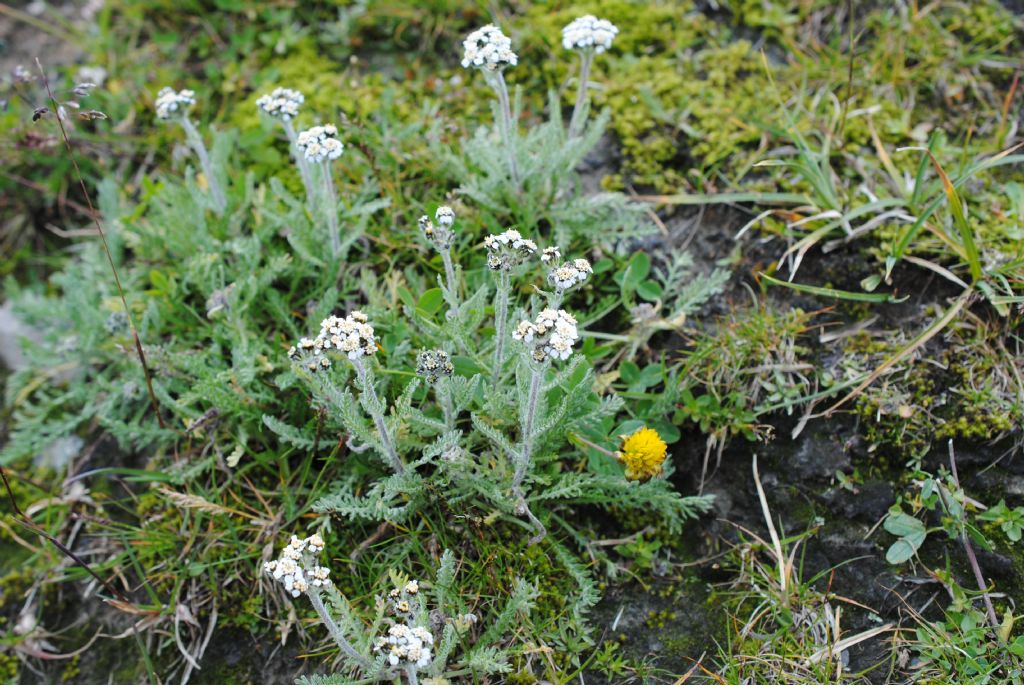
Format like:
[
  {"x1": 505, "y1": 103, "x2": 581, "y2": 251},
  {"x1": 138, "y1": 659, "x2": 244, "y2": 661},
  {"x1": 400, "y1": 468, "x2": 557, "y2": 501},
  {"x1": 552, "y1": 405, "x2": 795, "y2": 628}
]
[
  {"x1": 512, "y1": 321, "x2": 536, "y2": 343},
  {"x1": 416, "y1": 350, "x2": 453, "y2": 384},
  {"x1": 547, "y1": 256, "x2": 592, "y2": 293},
  {"x1": 435, "y1": 206, "x2": 455, "y2": 227},
  {"x1": 461, "y1": 24, "x2": 517, "y2": 71},
  {"x1": 541, "y1": 246, "x2": 561, "y2": 264},
  {"x1": 255, "y1": 87, "x2": 304, "y2": 121},
  {"x1": 562, "y1": 15, "x2": 619, "y2": 53},
  {"x1": 306, "y1": 534, "x2": 324, "y2": 554},
  {"x1": 375, "y1": 622, "x2": 434, "y2": 670},
  {"x1": 309, "y1": 565, "x2": 331, "y2": 587},
  {"x1": 404, "y1": 579, "x2": 420, "y2": 595},
  {"x1": 263, "y1": 532, "x2": 332, "y2": 599},
  {"x1": 514, "y1": 309, "x2": 579, "y2": 363},
  {"x1": 290, "y1": 311, "x2": 378, "y2": 369},
  {"x1": 485, "y1": 229, "x2": 537, "y2": 271},
  {"x1": 155, "y1": 87, "x2": 196, "y2": 120},
  {"x1": 296, "y1": 124, "x2": 344, "y2": 163}
]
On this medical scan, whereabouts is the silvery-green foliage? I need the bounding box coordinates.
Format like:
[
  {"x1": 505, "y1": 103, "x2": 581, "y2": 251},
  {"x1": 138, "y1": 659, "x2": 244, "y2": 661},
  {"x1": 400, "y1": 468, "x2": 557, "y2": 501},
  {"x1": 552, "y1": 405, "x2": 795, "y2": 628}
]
[
  {"x1": 4, "y1": 35, "x2": 721, "y2": 682},
  {"x1": 312, "y1": 471, "x2": 425, "y2": 522},
  {"x1": 658, "y1": 248, "x2": 731, "y2": 317},
  {"x1": 446, "y1": 91, "x2": 653, "y2": 250},
  {"x1": 265, "y1": 173, "x2": 388, "y2": 265},
  {"x1": 294, "y1": 550, "x2": 534, "y2": 685}
]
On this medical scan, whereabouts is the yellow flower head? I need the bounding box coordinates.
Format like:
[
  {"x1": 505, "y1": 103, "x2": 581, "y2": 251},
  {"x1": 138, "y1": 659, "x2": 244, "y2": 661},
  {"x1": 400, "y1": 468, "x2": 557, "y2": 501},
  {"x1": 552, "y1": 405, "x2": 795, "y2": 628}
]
[{"x1": 617, "y1": 427, "x2": 668, "y2": 482}]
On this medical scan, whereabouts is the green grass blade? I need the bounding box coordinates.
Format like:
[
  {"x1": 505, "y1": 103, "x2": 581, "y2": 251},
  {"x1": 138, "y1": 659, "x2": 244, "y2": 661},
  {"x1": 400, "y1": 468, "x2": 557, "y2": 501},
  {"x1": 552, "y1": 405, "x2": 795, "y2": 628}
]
[
  {"x1": 641, "y1": 191, "x2": 814, "y2": 206},
  {"x1": 918, "y1": 149, "x2": 983, "y2": 282},
  {"x1": 760, "y1": 273, "x2": 907, "y2": 302}
]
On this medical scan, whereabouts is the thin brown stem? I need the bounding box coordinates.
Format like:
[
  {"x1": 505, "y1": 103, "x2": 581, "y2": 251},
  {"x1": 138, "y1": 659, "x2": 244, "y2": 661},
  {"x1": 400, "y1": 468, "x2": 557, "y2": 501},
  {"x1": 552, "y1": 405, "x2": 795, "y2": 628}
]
[
  {"x1": 35, "y1": 59, "x2": 165, "y2": 430},
  {"x1": 947, "y1": 440, "x2": 999, "y2": 630}
]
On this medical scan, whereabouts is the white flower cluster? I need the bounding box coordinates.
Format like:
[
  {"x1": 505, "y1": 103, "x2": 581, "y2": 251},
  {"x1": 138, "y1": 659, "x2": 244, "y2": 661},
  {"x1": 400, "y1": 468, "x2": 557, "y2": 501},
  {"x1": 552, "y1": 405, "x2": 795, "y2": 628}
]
[
  {"x1": 435, "y1": 205, "x2": 454, "y2": 227},
  {"x1": 512, "y1": 309, "x2": 580, "y2": 362},
  {"x1": 155, "y1": 87, "x2": 195, "y2": 120},
  {"x1": 418, "y1": 206, "x2": 455, "y2": 250},
  {"x1": 540, "y1": 246, "x2": 561, "y2": 264},
  {"x1": 548, "y1": 258, "x2": 593, "y2": 292},
  {"x1": 373, "y1": 623, "x2": 434, "y2": 669},
  {"x1": 416, "y1": 349, "x2": 454, "y2": 384},
  {"x1": 387, "y1": 578, "x2": 422, "y2": 611},
  {"x1": 373, "y1": 579, "x2": 432, "y2": 669},
  {"x1": 288, "y1": 310, "x2": 377, "y2": 371},
  {"x1": 484, "y1": 229, "x2": 537, "y2": 271},
  {"x1": 255, "y1": 87, "x2": 304, "y2": 121},
  {"x1": 262, "y1": 534, "x2": 331, "y2": 598},
  {"x1": 461, "y1": 24, "x2": 518, "y2": 71},
  {"x1": 295, "y1": 124, "x2": 343, "y2": 163},
  {"x1": 561, "y1": 15, "x2": 619, "y2": 53}
]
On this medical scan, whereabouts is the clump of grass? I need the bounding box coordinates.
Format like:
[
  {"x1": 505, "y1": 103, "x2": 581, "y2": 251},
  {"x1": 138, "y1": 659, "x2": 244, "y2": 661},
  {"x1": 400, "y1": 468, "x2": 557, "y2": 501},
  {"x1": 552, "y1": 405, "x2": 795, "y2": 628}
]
[{"x1": 709, "y1": 457, "x2": 890, "y2": 683}]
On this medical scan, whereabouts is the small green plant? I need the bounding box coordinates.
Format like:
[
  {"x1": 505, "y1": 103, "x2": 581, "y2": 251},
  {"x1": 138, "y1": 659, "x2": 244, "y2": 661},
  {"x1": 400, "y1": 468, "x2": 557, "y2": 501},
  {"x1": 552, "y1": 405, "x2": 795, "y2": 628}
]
[
  {"x1": 882, "y1": 441, "x2": 1021, "y2": 672},
  {"x1": 263, "y1": 537, "x2": 530, "y2": 685},
  {"x1": 907, "y1": 570, "x2": 1024, "y2": 684}
]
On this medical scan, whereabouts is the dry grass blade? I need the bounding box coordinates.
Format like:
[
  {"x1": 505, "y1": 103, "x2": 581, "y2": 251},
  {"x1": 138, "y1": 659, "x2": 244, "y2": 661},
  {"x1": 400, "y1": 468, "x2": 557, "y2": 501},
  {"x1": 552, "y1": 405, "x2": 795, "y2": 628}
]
[
  {"x1": 823, "y1": 288, "x2": 971, "y2": 415},
  {"x1": 752, "y1": 453, "x2": 788, "y2": 605},
  {"x1": 158, "y1": 487, "x2": 267, "y2": 523},
  {"x1": 804, "y1": 623, "x2": 894, "y2": 666}
]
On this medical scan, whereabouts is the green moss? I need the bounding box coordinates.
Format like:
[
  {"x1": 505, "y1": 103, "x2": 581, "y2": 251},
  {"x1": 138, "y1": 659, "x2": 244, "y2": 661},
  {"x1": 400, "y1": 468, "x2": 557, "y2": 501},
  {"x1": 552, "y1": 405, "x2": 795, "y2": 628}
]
[
  {"x1": 0, "y1": 652, "x2": 18, "y2": 680},
  {"x1": 60, "y1": 655, "x2": 82, "y2": 681}
]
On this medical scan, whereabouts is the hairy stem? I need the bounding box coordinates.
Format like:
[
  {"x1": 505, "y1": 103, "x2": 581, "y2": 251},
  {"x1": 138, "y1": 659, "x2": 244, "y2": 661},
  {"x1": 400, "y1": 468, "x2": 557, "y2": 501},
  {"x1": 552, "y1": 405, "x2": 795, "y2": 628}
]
[
  {"x1": 439, "y1": 378, "x2": 456, "y2": 431},
  {"x1": 321, "y1": 161, "x2": 342, "y2": 258},
  {"x1": 509, "y1": 364, "x2": 546, "y2": 544},
  {"x1": 493, "y1": 269, "x2": 511, "y2": 377},
  {"x1": 405, "y1": 664, "x2": 420, "y2": 685},
  {"x1": 307, "y1": 590, "x2": 371, "y2": 668},
  {"x1": 513, "y1": 364, "x2": 544, "y2": 491},
  {"x1": 181, "y1": 116, "x2": 226, "y2": 215},
  {"x1": 440, "y1": 247, "x2": 460, "y2": 316},
  {"x1": 353, "y1": 358, "x2": 404, "y2": 475},
  {"x1": 283, "y1": 119, "x2": 316, "y2": 207},
  {"x1": 490, "y1": 71, "x2": 520, "y2": 185},
  {"x1": 567, "y1": 51, "x2": 593, "y2": 139}
]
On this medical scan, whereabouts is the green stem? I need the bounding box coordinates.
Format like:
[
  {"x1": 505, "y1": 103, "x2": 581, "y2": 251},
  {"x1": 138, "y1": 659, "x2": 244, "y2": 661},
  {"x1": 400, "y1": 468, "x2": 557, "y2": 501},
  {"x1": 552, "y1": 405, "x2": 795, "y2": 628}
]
[
  {"x1": 490, "y1": 71, "x2": 520, "y2": 186},
  {"x1": 567, "y1": 51, "x2": 593, "y2": 139},
  {"x1": 307, "y1": 589, "x2": 371, "y2": 668},
  {"x1": 283, "y1": 119, "x2": 316, "y2": 207},
  {"x1": 180, "y1": 116, "x2": 226, "y2": 215},
  {"x1": 440, "y1": 247, "x2": 460, "y2": 316},
  {"x1": 353, "y1": 358, "x2": 404, "y2": 475},
  {"x1": 514, "y1": 364, "x2": 544, "y2": 491},
  {"x1": 321, "y1": 161, "x2": 342, "y2": 258},
  {"x1": 493, "y1": 269, "x2": 511, "y2": 377},
  {"x1": 439, "y1": 378, "x2": 456, "y2": 430}
]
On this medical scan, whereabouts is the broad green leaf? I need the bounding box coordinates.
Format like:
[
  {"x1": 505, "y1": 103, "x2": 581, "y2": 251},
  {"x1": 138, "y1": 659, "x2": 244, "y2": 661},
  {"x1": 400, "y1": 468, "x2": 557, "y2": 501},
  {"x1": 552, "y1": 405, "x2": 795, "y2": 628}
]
[
  {"x1": 637, "y1": 279, "x2": 663, "y2": 301},
  {"x1": 621, "y1": 252, "x2": 651, "y2": 295},
  {"x1": 417, "y1": 288, "x2": 445, "y2": 316},
  {"x1": 884, "y1": 512, "x2": 926, "y2": 537}
]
